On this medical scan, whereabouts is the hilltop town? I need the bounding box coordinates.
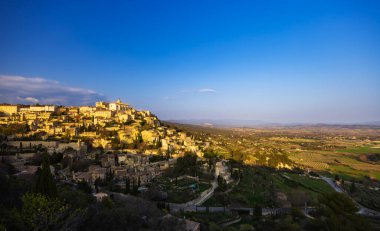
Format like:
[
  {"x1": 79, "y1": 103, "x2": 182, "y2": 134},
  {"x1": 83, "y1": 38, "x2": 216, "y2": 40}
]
[
  {"x1": 0, "y1": 99, "x2": 207, "y2": 155},
  {"x1": 0, "y1": 100, "x2": 214, "y2": 192}
]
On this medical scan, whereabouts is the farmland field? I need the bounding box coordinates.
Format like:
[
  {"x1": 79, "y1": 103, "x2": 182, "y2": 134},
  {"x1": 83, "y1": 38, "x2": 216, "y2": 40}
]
[{"x1": 169, "y1": 122, "x2": 380, "y2": 179}]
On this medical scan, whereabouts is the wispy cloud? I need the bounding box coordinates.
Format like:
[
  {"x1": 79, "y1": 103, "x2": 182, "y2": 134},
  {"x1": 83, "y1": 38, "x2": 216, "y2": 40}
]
[
  {"x1": 0, "y1": 75, "x2": 106, "y2": 105},
  {"x1": 198, "y1": 88, "x2": 217, "y2": 93},
  {"x1": 179, "y1": 88, "x2": 217, "y2": 94},
  {"x1": 163, "y1": 88, "x2": 217, "y2": 100}
]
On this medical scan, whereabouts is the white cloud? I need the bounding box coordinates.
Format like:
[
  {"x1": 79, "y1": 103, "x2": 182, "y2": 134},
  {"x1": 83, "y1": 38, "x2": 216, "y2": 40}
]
[
  {"x1": 17, "y1": 97, "x2": 39, "y2": 104},
  {"x1": 0, "y1": 75, "x2": 106, "y2": 105},
  {"x1": 198, "y1": 88, "x2": 217, "y2": 93}
]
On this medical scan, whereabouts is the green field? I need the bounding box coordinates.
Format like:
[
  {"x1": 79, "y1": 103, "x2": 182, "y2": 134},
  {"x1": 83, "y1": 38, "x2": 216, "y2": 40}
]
[
  {"x1": 338, "y1": 146, "x2": 380, "y2": 154},
  {"x1": 327, "y1": 164, "x2": 380, "y2": 181},
  {"x1": 283, "y1": 173, "x2": 334, "y2": 193},
  {"x1": 289, "y1": 147, "x2": 380, "y2": 181},
  {"x1": 271, "y1": 173, "x2": 334, "y2": 203}
]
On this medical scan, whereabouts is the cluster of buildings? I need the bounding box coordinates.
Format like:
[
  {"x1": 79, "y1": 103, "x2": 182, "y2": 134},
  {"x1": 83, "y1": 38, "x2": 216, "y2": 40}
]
[
  {"x1": 1, "y1": 99, "x2": 210, "y2": 187},
  {"x1": 73, "y1": 153, "x2": 177, "y2": 187},
  {"x1": 0, "y1": 99, "x2": 208, "y2": 157}
]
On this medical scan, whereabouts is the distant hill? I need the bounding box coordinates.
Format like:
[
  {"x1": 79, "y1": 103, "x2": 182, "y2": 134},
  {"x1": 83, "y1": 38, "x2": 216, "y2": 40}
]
[
  {"x1": 361, "y1": 121, "x2": 380, "y2": 126},
  {"x1": 167, "y1": 119, "x2": 380, "y2": 128},
  {"x1": 167, "y1": 119, "x2": 275, "y2": 127}
]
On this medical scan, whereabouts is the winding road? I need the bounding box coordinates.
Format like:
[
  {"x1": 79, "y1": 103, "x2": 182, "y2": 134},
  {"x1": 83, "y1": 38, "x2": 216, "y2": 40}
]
[{"x1": 320, "y1": 176, "x2": 380, "y2": 217}]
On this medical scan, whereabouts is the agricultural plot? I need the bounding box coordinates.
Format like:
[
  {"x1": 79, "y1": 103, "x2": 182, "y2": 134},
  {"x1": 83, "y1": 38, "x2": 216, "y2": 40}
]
[
  {"x1": 282, "y1": 173, "x2": 334, "y2": 194},
  {"x1": 338, "y1": 146, "x2": 380, "y2": 154},
  {"x1": 289, "y1": 146, "x2": 380, "y2": 181},
  {"x1": 288, "y1": 152, "x2": 328, "y2": 169}
]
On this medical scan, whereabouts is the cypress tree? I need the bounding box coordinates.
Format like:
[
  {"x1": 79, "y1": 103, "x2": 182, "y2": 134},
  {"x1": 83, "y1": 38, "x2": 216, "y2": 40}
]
[
  {"x1": 95, "y1": 178, "x2": 100, "y2": 193},
  {"x1": 138, "y1": 133, "x2": 143, "y2": 143},
  {"x1": 33, "y1": 153, "x2": 57, "y2": 197},
  {"x1": 132, "y1": 177, "x2": 138, "y2": 195},
  {"x1": 125, "y1": 177, "x2": 130, "y2": 194}
]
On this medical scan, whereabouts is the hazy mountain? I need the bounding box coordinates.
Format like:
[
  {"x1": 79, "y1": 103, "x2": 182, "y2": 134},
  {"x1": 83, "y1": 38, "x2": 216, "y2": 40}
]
[
  {"x1": 167, "y1": 119, "x2": 277, "y2": 127},
  {"x1": 167, "y1": 119, "x2": 380, "y2": 128}
]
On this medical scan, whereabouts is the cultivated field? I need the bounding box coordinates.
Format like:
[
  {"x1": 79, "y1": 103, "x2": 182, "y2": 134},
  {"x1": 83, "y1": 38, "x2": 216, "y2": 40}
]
[{"x1": 168, "y1": 122, "x2": 380, "y2": 182}]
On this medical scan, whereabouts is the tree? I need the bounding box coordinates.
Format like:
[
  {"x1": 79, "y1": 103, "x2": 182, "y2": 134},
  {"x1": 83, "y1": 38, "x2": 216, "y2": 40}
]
[
  {"x1": 95, "y1": 178, "x2": 100, "y2": 193},
  {"x1": 317, "y1": 192, "x2": 372, "y2": 231},
  {"x1": 50, "y1": 151, "x2": 63, "y2": 165},
  {"x1": 18, "y1": 193, "x2": 68, "y2": 230},
  {"x1": 217, "y1": 175, "x2": 226, "y2": 191},
  {"x1": 156, "y1": 139, "x2": 162, "y2": 148},
  {"x1": 350, "y1": 182, "x2": 356, "y2": 193},
  {"x1": 114, "y1": 153, "x2": 119, "y2": 166},
  {"x1": 77, "y1": 180, "x2": 92, "y2": 194},
  {"x1": 59, "y1": 187, "x2": 95, "y2": 209},
  {"x1": 125, "y1": 177, "x2": 130, "y2": 194},
  {"x1": 173, "y1": 153, "x2": 197, "y2": 176},
  {"x1": 106, "y1": 168, "x2": 113, "y2": 182},
  {"x1": 136, "y1": 133, "x2": 143, "y2": 143},
  {"x1": 33, "y1": 154, "x2": 57, "y2": 197},
  {"x1": 132, "y1": 177, "x2": 138, "y2": 195},
  {"x1": 232, "y1": 170, "x2": 240, "y2": 180}
]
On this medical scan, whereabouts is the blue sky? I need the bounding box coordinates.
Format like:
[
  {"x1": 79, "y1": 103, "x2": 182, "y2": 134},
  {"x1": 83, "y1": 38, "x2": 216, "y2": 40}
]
[{"x1": 0, "y1": 0, "x2": 379, "y2": 123}]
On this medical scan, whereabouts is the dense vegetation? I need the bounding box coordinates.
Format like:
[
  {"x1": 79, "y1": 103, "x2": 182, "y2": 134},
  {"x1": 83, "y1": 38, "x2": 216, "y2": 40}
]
[{"x1": 0, "y1": 154, "x2": 186, "y2": 230}]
